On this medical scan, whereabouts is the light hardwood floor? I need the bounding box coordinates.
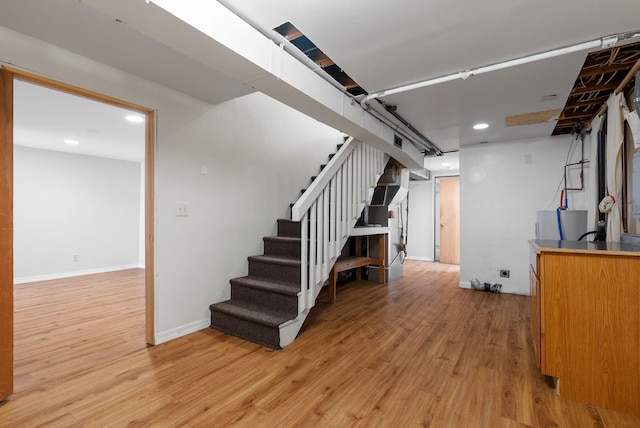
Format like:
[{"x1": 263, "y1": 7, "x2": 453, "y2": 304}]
[{"x1": 2, "y1": 262, "x2": 639, "y2": 427}]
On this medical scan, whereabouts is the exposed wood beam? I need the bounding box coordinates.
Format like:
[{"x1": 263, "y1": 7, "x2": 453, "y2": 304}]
[
  {"x1": 564, "y1": 96, "x2": 609, "y2": 108},
  {"x1": 595, "y1": 57, "x2": 640, "y2": 118},
  {"x1": 578, "y1": 63, "x2": 636, "y2": 78},
  {"x1": 559, "y1": 110, "x2": 598, "y2": 120},
  {"x1": 571, "y1": 82, "x2": 620, "y2": 96},
  {"x1": 307, "y1": 50, "x2": 334, "y2": 68},
  {"x1": 284, "y1": 29, "x2": 303, "y2": 41},
  {"x1": 274, "y1": 22, "x2": 303, "y2": 41}
]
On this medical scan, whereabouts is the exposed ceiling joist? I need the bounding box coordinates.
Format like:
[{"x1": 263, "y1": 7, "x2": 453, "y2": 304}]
[{"x1": 553, "y1": 41, "x2": 640, "y2": 135}]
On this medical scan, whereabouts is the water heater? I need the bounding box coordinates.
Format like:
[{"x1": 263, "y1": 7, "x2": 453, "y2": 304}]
[{"x1": 536, "y1": 210, "x2": 588, "y2": 241}]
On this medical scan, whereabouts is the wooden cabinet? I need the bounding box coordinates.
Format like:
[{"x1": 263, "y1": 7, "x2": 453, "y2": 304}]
[
  {"x1": 529, "y1": 242, "x2": 640, "y2": 417},
  {"x1": 529, "y1": 263, "x2": 541, "y2": 369}
]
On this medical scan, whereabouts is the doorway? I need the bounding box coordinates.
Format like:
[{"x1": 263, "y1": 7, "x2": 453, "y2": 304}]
[
  {"x1": 435, "y1": 176, "x2": 460, "y2": 265},
  {"x1": 0, "y1": 66, "x2": 156, "y2": 400}
]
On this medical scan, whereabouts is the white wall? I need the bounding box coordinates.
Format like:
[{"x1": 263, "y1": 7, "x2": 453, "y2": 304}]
[
  {"x1": 460, "y1": 135, "x2": 592, "y2": 295},
  {"x1": 14, "y1": 146, "x2": 141, "y2": 282},
  {"x1": 153, "y1": 93, "x2": 343, "y2": 340},
  {"x1": 138, "y1": 162, "x2": 146, "y2": 268},
  {"x1": 406, "y1": 180, "x2": 434, "y2": 261},
  {"x1": 0, "y1": 25, "x2": 344, "y2": 342}
]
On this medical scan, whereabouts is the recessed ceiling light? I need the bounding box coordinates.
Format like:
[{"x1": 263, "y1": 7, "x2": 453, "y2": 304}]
[
  {"x1": 126, "y1": 114, "x2": 144, "y2": 123},
  {"x1": 64, "y1": 139, "x2": 79, "y2": 145},
  {"x1": 473, "y1": 123, "x2": 489, "y2": 130}
]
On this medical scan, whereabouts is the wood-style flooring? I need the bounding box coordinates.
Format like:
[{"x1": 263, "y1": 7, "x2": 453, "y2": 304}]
[{"x1": 2, "y1": 262, "x2": 639, "y2": 427}]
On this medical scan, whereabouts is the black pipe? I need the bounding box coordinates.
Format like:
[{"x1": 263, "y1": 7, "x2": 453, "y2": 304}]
[
  {"x1": 382, "y1": 103, "x2": 443, "y2": 156},
  {"x1": 597, "y1": 130, "x2": 606, "y2": 222},
  {"x1": 578, "y1": 230, "x2": 597, "y2": 241}
]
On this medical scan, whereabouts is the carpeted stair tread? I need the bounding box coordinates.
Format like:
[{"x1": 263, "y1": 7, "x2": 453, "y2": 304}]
[
  {"x1": 277, "y1": 219, "x2": 301, "y2": 238},
  {"x1": 230, "y1": 276, "x2": 300, "y2": 296},
  {"x1": 263, "y1": 235, "x2": 301, "y2": 260},
  {"x1": 210, "y1": 300, "x2": 293, "y2": 328},
  {"x1": 248, "y1": 254, "x2": 301, "y2": 267},
  {"x1": 263, "y1": 236, "x2": 300, "y2": 244}
]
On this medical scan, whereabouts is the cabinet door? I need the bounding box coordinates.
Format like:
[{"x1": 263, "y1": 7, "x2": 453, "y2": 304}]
[{"x1": 529, "y1": 265, "x2": 541, "y2": 369}]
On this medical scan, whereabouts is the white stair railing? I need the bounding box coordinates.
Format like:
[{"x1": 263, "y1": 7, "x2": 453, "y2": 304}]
[{"x1": 291, "y1": 138, "x2": 388, "y2": 314}]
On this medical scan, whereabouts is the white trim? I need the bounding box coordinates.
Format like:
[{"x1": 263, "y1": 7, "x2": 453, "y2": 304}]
[
  {"x1": 405, "y1": 256, "x2": 433, "y2": 262},
  {"x1": 279, "y1": 311, "x2": 309, "y2": 348},
  {"x1": 154, "y1": 318, "x2": 210, "y2": 345},
  {"x1": 13, "y1": 264, "x2": 141, "y2": 284},
  {"x1": 459, "y1": 281, "x2": 471, "y2": 289}
]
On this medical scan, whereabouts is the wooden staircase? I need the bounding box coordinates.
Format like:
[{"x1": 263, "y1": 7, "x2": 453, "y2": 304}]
[
  {"x1": 210, "y1": 138, "x2": 387, "y2": 349},
  {"x1": 209, "y1": 219, "x2": 301, "y2": 349}
]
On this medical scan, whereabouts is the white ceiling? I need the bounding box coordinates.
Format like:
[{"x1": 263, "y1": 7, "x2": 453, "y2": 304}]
[
  {"x1": 13, "y1": 80, "x2": 145, "y2": 162},
  {"x1": 223, "y1": 0, "x2": 640, "y2": 152},
  {"x1": 1, "y1": 0, "x2": 639, "y2": 160}
]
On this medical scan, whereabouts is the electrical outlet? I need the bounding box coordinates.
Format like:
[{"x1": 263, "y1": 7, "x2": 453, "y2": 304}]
[
  {"x1": 72, "y1": 254, "x2": 79, "y2": 262},
  {"x1": 499, "y1": 269, "x2": 510, "y2": 278}
]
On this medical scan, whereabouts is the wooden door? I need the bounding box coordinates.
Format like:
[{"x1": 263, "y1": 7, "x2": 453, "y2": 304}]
[
  {"x1": 439, "y1": 177, "x2": 460, "y2": 265},
  {"x1": 0, "y1": 68, "x2": 14, "y2": 400}
]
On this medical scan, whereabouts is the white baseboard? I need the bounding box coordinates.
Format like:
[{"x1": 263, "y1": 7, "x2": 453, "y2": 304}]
[
  {"x1": 154, "y1": 318, "x2": 210, "y2": 345},
  {"x1": 459, "y1": 281, "x2": 471, "y2": 289},
  {"x1": 14, "y1": 264, "x2": 141, "y2": 284},
  {"x1": 405, "y1": 256, "x2": 434, "y2": 262}
]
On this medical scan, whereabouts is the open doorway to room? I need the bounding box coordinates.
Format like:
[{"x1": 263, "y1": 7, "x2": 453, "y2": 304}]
[
  {"x1": 13, "y1": 81, "x2": 146, "y2": 283},
  {"x1": 0, "y1": 67, "x2": 155, "y2": 400}
]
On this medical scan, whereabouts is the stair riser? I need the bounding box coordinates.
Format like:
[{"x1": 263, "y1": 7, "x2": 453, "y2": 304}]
[
  {"x1": 277, "y1": 220, "x2": 301, "y2": 238},
  {"x1": 210, "y1": 311, "x2": 280, "y2": 350},
  {"x1": 263, "y1": 239, "x2": 301, "y2": 259},
  {"x1": 249, "y1": 260, "x2": 300, "y2": 283},
  {"x1": 231, "y1": 284, "x2": 298, "y2": 316}
]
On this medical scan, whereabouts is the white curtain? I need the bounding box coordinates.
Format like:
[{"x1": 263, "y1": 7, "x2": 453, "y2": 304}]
[
  {"x1": 599, "y1": 92, "x2": 629, "y2": 242},
  {"x1": 587, "y1": 115, "x2": 603, "y2": 231}
]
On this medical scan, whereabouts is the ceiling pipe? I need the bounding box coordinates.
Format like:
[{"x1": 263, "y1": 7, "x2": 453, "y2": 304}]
[
  {"x1": 381, "y1": 103, "x2": 443, "y2": 156},
  {"x1": 360, "y1": 30, "x2": 640, "y2": 106},
  {"x1": 210, "y1": 0, "x2": 444, "y2": 158}
]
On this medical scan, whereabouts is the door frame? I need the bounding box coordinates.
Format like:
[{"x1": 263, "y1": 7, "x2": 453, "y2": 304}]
[{"x1": 0, "y1": 66, "x2": 156, "y2": 399}]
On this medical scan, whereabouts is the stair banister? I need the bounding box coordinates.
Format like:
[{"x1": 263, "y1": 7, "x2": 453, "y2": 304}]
[
  {"x1": 291, "y1": 138, "x2": 359, "y2": 221},
  {"x1": 291, "y1": 137, "x2": 388, "y2": 315},
  {"x1": 210, "y1": 137, "x2": 387, "y2": 349}
]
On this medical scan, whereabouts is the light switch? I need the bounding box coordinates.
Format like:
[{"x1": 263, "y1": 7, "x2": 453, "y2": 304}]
[{"x1": 175, "y1": 201, "x2": 189, "y2": 217}]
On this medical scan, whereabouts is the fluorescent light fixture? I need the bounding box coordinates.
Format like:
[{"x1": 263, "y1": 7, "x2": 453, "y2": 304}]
[
  {"x1": 473, "y1": 123, "x2": 489, "y2": 130},
  {"x1": 64, "y1": 139, "x2": 79, "y2": 145},
  {"x1": 126, "y1": 114, "x2": 145, "y2": 123}
]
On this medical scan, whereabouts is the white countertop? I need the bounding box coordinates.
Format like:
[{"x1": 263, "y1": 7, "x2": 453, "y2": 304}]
[
  {"x1": 529, "y1": 239, "x2": 640, "y2": 256},
  {"x1": 351, "y1": 226, "x2": 390, "y2": 236}
]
